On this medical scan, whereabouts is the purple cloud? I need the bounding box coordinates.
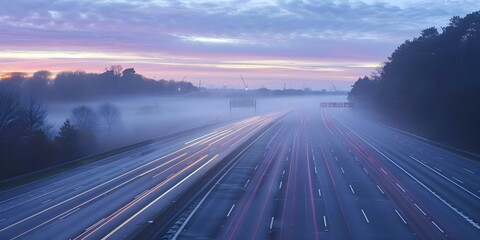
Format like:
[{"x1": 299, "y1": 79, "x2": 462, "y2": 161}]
[{"x1": 0, "y1": 0, "x2": 479, "y2": 89}]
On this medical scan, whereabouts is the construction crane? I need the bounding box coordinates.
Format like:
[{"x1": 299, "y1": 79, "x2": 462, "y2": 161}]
[
  {"x1": 331, "y1": 82, "x2": 337, "y2": 92},
  {"x1": 240, "y1": 75, "x2": 248, "y2": 91}
]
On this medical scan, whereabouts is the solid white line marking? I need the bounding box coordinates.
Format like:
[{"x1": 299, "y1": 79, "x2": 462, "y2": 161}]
[
  {"x1": 452, "y1": 177, "x2": 464, "y2": 184},
  {"x1": 395, "y1": 209, "x2": 407, "y2": 224},
  {"x1": 363, "y1": 168, "x2": 368, "y2": 174},
  {"x1": 396, "y1": 183, "x2": 406, "y2": 193},
  {"x1": 340, "y1": 167, "x2": 345, "y2": 174},
  {"x1": 463, "y1": 168, "x2": 474, "y2": 174},
  {"x1": 270, "y1": 217, "x2": 274, "y2": 229},
  {"x1": 432, "y1": 221, "x2": 444, "y2": 233},
  {"x1": 59, "y1": 207, "x2": 80, "y2": 219},
  {"x1": 361, "y1": 209, "x2": 369, "y2": 223},
  {"x1": 318, "y1": 189, "x2": 322, "y2": 197},
  {"x1": 170, "y1": 122, "x2": 284, "y2": 240},
  {"x1": 104, "y1": 155, "x2": 220, "y2": 239},
  {"x1": 414, "y1": 203, "x2": 426, "y2": 216},
  {"x1": 279, "y1": 181, "x2": 283, "y2": 189},
  {"x1": 244, "y1": 179, "x2": 250, "y2": 188},
  {"x1": 266, "y1": 129, "x2": 281, "y2": 149},
  {"x1": 227, "y1": 204, "x2": 235, "y2": 217},
  {"x1": 323, "y1": 216, "x2": 327, "y2": 227},
  {"x1": 409, "y1": 156, "x2": 479, "y2": 200},
  {"x1": 352, "y1": 134, "x2": 480, "y2": 229},
  {"x1": 349, "y1": 185, "x2": 355, "y2": 194},
  {"x1": 376, "y1": 185, "x2": 384, "y2": 195}
]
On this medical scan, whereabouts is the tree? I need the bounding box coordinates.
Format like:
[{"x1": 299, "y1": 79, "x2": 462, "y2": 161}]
[
  {"x1": 420, "y1": 27, "x2": 439, "y2": 39},
  {"x1": 107, "y1": 65, "x2": 123, "y2": 76},
  {"x1": 0, "y1": 89, "x2": 21, "y2": 135},
  {"x1": 348, "y1": 76, "x2": 378, "y2": 105},
  {"x1": 97, "y1": 103, "x2": 122, "y2": 136},
  {"x1": 71, "y1": 106, "x2": 98, "y2": 131},
  {"x1": 18, "y1": 97, "x2": 49, "y2": 136},
  {"x1": 0, "y1": 94, "x2": 53, "y2": 179},
  {"x1": 55, "y1": 119, "x2": 81, "y2": 161},
  {"x1": 349, "y1": 10, "x2": 480, "y2": 152},
  {"x1": 24, "y1": 70, "x2": 51, "y2": 98}
]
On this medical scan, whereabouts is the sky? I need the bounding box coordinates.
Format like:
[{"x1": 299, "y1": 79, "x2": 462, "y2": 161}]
[{"x1": 0, "y1": 0, "x2": 479, "y2": 90}]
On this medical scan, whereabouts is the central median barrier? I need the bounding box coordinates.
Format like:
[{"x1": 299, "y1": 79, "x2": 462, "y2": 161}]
[{"x1": 128, "y1": 112, "x2": 290, "y2": 239}]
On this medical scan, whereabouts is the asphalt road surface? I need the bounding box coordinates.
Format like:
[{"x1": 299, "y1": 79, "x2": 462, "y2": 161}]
[
  {"x1": 1, "y1": 107, "x2": 479, "y2": 240},
  {"x1": 0, "y1": 112, "x2": 282, "y2": 239},
  {"x1": 166, "y1": 108, "x2": 480, "y2": 240}
]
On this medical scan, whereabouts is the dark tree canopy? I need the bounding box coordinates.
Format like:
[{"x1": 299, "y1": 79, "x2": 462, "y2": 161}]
[
  {"x1": 55, "y1": 119, "x2": 81, "y2": 161},
  {"x1": 0, "y1": 66, "x2": 199, "y2": 180},
  {"x1": 0, "y1": 66, "x2": 198, "y2": 100},
  {"x1": 349, "y1": 11, "x2": 480, "y2": 152}
]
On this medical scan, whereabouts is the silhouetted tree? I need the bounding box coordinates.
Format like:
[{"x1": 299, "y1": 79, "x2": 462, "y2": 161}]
[
  {"x1": 0, "y1": 89, "x2": 21, "y2": 135},
  {"x1": 71, "y1": 106, "x2": 98, "y2": 154},
  {"x1": 349, "y1": 10, "x2": 480, "y2": 152},
  {"x1": 348, "y1": 76, "x2": 379, "y2": 106},
  {"x1": 55, "y1": 119, "x2": 81, "y2": 161},
  {"x1": 24, "y1": 70, "x2": 51, "y2": 98},
  {"x1": 17, "y1": 97, "x2": 49, "y2": 136},
  {"x1": 0, "y1": 91, "x2": 53, "y2": 179},
  {"x1": 71, "y1": 106, "x2": 98, "y2": 131},
  {"x1": 97, "y1": 103, "x2": 122, "y2": 136}
]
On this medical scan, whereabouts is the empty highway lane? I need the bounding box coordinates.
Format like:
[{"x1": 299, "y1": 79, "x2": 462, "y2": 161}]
[
  {"x1": 1, "y1": 108, "x2": 479, "y2": 240},
  {"x1": 164, "y1": 108, "x2": 480, "y2": 240}
]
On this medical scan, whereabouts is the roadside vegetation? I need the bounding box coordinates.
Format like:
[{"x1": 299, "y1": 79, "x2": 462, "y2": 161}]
[
  {"x1": 0, "y1": 66, "x2": 197, "y2": 180},
  {"x1": 349, "y1": 11, "x2": 480, "y2": 153}
]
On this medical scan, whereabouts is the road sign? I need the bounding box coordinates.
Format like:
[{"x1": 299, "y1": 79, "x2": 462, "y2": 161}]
[
  {"x1": 320, "y1": 102, "x2": 353, "y2": 108},
  {"x1": 230, "y1": 99, "x2": 256, "y2": 116}
]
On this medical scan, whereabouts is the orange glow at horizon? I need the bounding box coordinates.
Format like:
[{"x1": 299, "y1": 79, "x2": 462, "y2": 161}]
[{"x1": 0, "y1": 50, "x2": 378, "y2": 90}]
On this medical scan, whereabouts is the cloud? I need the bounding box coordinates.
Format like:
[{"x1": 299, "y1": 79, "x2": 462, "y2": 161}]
[{"x1": 0, "y1": 0, "x2": 479, "y2": 88}]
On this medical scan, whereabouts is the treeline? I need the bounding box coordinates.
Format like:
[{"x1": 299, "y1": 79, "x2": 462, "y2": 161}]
[
  {"x1": 0, "y1": 88, "x2": 123, "y2": 180},
  {"x1": 0, "y1": 66, "x2": 198, "y2": 180},
  {"x1": 349, "y1": 11, "x2": 480, "y2": 152},
  {"x1": 0, "y1": 65, "x2": 198, "y2": 100}
]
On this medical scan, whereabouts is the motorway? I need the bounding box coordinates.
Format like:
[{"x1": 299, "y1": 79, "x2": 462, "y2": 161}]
[
  {"x1": 165, "y1": 108, "x2": 480, "y2": 240},
  {"x1": 0, "y1": 112, "x2": 283, "y2": 239},
  {"x1": 1, "y1": 107, "x2": 479, "y2": 240}
]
